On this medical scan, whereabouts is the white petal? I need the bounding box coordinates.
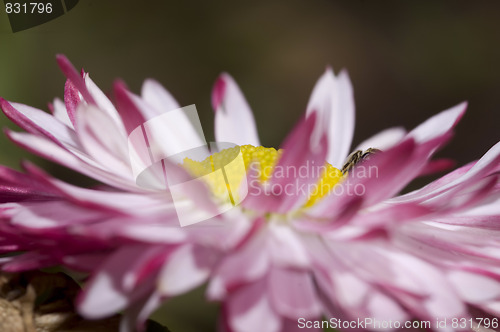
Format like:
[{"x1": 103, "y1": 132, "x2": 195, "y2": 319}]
[
  {"x1": 52, "y1": 98, "x2": 74, "y2": 128},
  {"x1": 408, "y1": 102, "x2": 466, "y2": 143},
  {"x1": 84, "y1": 74, "x2": 126, "y2": 135},
  {"x1": 158, "y1": 245, "x2": 210, "y2": 296},
  {"x1": 213, "y1": 73, "x2": 260, "y2": 146},
  {"x1": 354, "y1": 126, "x2": 406, "y2": 152},
  {"x1": 306, "y1": 68, "x2": 355, "y2": 168},
  {"x1": 268, "y1": 222, "x2": 309, "y2": 268},
  {"x1": 79, "y1": 273, "x2": 128, "y2": 319},
  {"x1": 141, "y1": 79, "x2": 180, "y2": 116},
  {"x1": 449, "y1": 270, "x2": 500, "y2": 303}
]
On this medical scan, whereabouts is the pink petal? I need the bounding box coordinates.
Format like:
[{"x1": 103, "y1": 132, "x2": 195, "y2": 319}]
[
  {"x1": 268, "y1": 268, "x2": 321, "y2": 319},
  {"x1": 309, "y1": 138, "x2": 417, "y2": 218},
  {"x1": 56, "y1": 54, "x2": 95, "y2": 104},
  {"x1": 64, "y1": 78, "x2": 80, "y2": 126},
  {"x1": 271, "y1": 112, "x2": 328, "y2": 213},
  {"x1": 114, "y1": 80, "x2": 148, "y2": 135},
  {"x1": 0, "y1": 166, "x2": 58, "y2": 202},
  {"x1": 212, "y1": 73, "x2": 260, "y2": 146},
  {"x1": 1, "y1": 252, "x2": 57, "y2": 272},
  {"x1": 418, "y1": 158, "x2": 455, "y2": 176}
]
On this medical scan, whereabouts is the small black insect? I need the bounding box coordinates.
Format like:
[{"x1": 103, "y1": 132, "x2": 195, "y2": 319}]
[{"x1": 341, "y1": 148, "x2": 381, "y2": 174}]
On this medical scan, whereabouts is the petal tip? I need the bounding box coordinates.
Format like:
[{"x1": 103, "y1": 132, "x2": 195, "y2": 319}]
[{"x1": 212, "y1": 73, "x2": 228, "y2": 111}]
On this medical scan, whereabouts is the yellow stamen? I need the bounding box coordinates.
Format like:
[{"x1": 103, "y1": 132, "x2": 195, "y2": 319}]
[{"x1": 182, "y1": 145, "x2": 343, "y2": 208}]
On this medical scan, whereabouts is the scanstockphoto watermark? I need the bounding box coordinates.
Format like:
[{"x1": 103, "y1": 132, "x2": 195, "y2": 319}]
[
  {"x1": 297, "y1": 317, "x2": 431, "y2": 330},
  {"x1": 247, "y1": 161, "x2": 379, "y2": 198}
]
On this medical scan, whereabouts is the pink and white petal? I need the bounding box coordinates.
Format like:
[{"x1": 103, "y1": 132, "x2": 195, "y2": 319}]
[
  {"x1": 84, "y1": 74, "x2": 126, "y2": 133},
  {"x1": 157, "y1": 244, "x2": 214, "y2": 296},
  {"x1": 141, "y1": 79, "x2": 180, "y2": 116},
  {"x1": 460, "y1": 195, "x2": 500, "y2": 219},
  {"x1": 331, "y1": 271, "x2": 371, "y2": 309},
  {"x1": 268, "y1": 222, "x2": 309, "y2": 268},
  {"x1": 407, "y1": 102, "x2": 466, "y2": 143},
  {"x1": 6, "y1": 131, "x2": 139, "y2": 191},
  {"x1": 0, "y1": 99, "x2": 80, "y2": 149},
  {"x1": 0, "y1": 166, "x2": 59, "y2": 202},
  {"x1": 431, "y1": 140, "x2": 500, "y2": 194},
  {"x1": 62, "y1": 253, "x2": 107, "y2": 272},
  {"x1": 1, "y1": 252, "x2": 58, "y2": 272},
  {"x1": 351, "y1": 134, "x2": 450, "y2": 208},
  {"x1": 354, "y1": 127, "x2": 406, "y2": 152},
  {"x1": 348, "y1": 201, "x2": 432, "y2": 229},
  {"x1": 421, "y1": 174, "x2": 497, "y2": 213},
  {"x1": 308, "y1": 138, "x2": 417, "y2": 218},
  {"x1": 448, "y1": 270, "x2": 500, "y2": 303},
  {"x1": 1, "y1": 201, "x2": 104, "y2": 229},
  {"x1": 76, "y1": 104, "x2": 131, "y2": 177},
  {"x1": 306, "y1": 68, "x2": 355, "y2": 168},
  {"x1": 268, "y1": 268, "x2": 321, "y2": 319},
  {"x1": 226, "y1": 278, "x2": 282, "y2": 332},
  {"x1": 121, "y1": 291, "x2": 164, "y2": 332},
  {"x1": 207, "y1": 228, "x2": 269, "y2": 300},
  {"x1": 212, "y1": 73, "x2": 260, "y2": 146},
  {"x1": 271, "y1": 113, "x2": 328, "y2": 213},
  {"x1": 383, "y1": 251, "x2": 466, "y2": 319},
  {"x1": 114, "y1": 81, "x2": 149, "y2": 135},
  {"x1": 77, "y1": 245, "x2": 156, "y2": 319},
  {"x1": 390, "y1": 162, "x2": 476, "y2": 204},
  {"x1": 394, "y1": 141, "x2": 500, "y2": 204},
  {"x1": 364, "y1": 291, "x2": 409, "y2": 328},
  {"x1": 56, "y1": 54, "x2": 96, "y2": 105}
]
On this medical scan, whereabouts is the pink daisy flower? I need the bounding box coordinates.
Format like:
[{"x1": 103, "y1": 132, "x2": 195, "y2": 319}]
[{"x1": 0, "y1": 55, "x2": 499, "y2": 332}]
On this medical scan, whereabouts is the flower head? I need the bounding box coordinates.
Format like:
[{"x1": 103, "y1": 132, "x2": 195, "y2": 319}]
[{"x1": 0, "y1": 56, "x2": 499, "y2": 331}]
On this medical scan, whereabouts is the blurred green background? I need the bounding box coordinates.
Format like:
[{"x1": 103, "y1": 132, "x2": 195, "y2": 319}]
[{"x1": 1, "y1": 1, "x2": 500, "y2": 330}]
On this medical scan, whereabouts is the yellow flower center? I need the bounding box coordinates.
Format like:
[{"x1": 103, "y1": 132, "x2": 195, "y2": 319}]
[{"x1": 182, "y1": 145, "x2": 343, "y2": 208}]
